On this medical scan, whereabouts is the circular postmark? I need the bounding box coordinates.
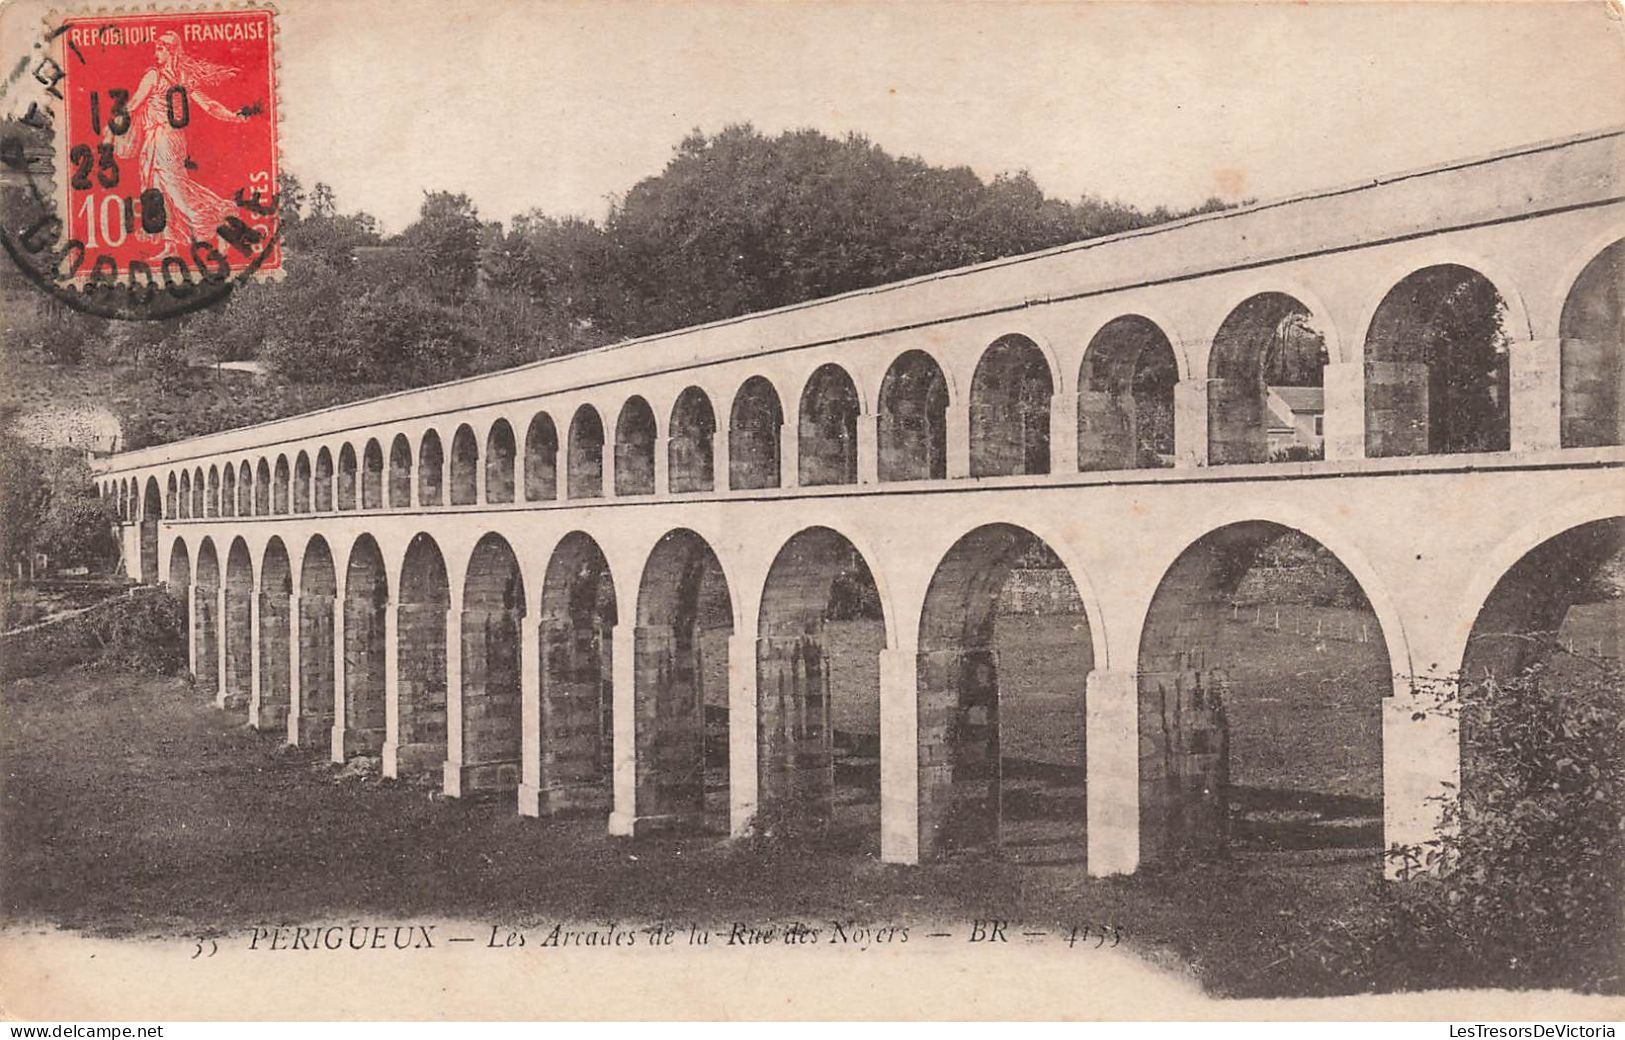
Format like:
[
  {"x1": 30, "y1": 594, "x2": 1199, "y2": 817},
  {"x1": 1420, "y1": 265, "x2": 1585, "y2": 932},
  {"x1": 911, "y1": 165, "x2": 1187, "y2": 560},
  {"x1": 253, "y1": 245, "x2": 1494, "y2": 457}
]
[{"x1": 1, "y1": 9, "x2": 281, "y2": 321}]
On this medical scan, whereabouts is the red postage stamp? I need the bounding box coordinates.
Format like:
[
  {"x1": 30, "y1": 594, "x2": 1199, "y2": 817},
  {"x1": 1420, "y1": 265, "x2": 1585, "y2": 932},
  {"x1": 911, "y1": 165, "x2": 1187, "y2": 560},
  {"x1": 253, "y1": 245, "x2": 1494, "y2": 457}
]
[{"x1": 55, "y1": 6, "x2": 280, "y2": 288}]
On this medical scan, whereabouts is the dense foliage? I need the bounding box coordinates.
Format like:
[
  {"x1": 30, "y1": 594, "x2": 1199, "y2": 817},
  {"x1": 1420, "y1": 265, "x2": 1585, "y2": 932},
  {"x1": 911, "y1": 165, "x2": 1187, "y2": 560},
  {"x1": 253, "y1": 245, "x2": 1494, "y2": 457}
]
[
  {"x1": 1328, "y1": 662, "x2": 1624, "y2": 992},
  {"x1": 0, "y1": 422, "x2": 117, "y2": 575},
  {"x1": 0, "y1": 588, "x2": 184, "y2": 679}
]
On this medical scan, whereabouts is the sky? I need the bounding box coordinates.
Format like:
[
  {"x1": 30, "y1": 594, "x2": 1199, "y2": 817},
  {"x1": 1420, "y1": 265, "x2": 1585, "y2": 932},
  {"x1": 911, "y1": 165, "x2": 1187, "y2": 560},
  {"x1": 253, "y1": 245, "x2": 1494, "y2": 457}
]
[{"x1": 10, "y1": 0, "x2": 1625, "y2": 233}]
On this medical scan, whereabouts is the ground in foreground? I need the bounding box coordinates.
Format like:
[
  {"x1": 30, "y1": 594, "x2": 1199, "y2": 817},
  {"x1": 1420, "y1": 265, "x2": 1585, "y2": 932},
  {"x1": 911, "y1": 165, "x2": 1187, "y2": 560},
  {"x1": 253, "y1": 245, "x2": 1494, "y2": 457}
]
[{"x1": 1, "y1": 668, "x2": 1393, "y2": 999}]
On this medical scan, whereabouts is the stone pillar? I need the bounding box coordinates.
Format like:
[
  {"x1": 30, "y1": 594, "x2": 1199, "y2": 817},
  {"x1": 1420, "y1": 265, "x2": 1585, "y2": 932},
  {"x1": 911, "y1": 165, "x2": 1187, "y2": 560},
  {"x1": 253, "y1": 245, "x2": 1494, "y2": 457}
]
[
  {"x1": 250, "y1": 581, "x2": 290, "y2": 732},
  {"x1": 215, "y1": 581, "x2": 229, "y2": 710},
  {"x1": 1510, "y1": 338, "x2": 1562, "y2": 453},
  {"x1": 1049, "y1": 390, "x2": 1079, "y2": 474},
  {"x1": 186, "y1": 582, "x2": 197, "y2": 679},
  {"x1": 945, "y1": 403, "x2": 971, "y2": 479},
  {"x1": 856, "y1": 413, "x2": 880, "y2": 484},
  {"x1": 473, "y1": 450, "x2": 486, "y2": 505},
  {"x1": 727, "y1": 631, "x2": 758, "y2": 837},
  {"x1": 1086, "y1": 669, "x2": 1139, "y2": 877},
  {"x1": 600, "y1": 438, "x2": 616, "y2": 498},
  {"x1": 1364, "y1": 359, "x2": 1430, "y2": 458},
  {"x1": 441, "y1": 607, "x2": 467, "y2": 796},
  {"x1": 382, "y1": 601, "x2": 402, "y2": 778},
  {"x1": 1321, "y1": 361, "x2": 1365, "y2": 461},
  {"x1": 1172, "y1": 379, "x2": 1209, "y2": 467},
  {"x1": 517, "y1": 617, "x2": 543, "y2": 816},
  {"x1": 286, "y1": 575, "x2": 302, "y2": 746},
  {"x1": 606, "y1": 623, "x2": 638, "y2": 836},
  {"x1": 328, "y1": 577, "x2": 347, "y2": 764},
  {"x1": 1383, "y1": 678, "x2": 1459, "y2": 880},
  {"x1": 1558, "y1": 337, "x2": 1624, "y2": 448},
  {"x1": 709, "y1": 430, "x2": 728, "y2": 495},
  {"x1": 1076, "y1": 388, "x2": 1132, "y2": 471},
  {"x1": 653, "y1": 435, "x2": 670, "y2": 495},
  {"x1": 878, "y1": 647, "x2": 920, "y2": 864},
  {"x1": 778, "y1": 422, "x2": 798, "y2": 489}
]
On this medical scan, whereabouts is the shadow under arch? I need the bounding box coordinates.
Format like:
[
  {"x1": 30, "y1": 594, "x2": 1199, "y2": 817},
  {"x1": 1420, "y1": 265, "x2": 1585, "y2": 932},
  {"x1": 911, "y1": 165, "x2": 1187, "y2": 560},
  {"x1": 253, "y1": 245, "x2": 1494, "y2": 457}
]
[
  {"x1": 633, "y1": 528, "x2": 734, "y2": 833},
  {"x1": 295, "y1": 535, "x2": 338, "y2": 746},
  {"x1": 916, "y1": 523, "x2": 1094, "y2": 864},
  {"x1": 536, "y1": 530, "x2": 620, "y2": 815},
  {"x1": 1134, "y1": 516, "x2": 1401, "y2": 868},
  {"x1": 756, "y1": 525, "x2": 890, "y2": 849}
]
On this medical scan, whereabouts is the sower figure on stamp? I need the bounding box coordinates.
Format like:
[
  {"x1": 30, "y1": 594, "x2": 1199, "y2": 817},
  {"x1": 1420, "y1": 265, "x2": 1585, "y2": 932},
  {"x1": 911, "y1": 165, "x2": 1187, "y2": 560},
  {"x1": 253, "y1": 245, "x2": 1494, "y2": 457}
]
[{"x1": 109, "y1": 31, "x2": 251, "y2": 261}]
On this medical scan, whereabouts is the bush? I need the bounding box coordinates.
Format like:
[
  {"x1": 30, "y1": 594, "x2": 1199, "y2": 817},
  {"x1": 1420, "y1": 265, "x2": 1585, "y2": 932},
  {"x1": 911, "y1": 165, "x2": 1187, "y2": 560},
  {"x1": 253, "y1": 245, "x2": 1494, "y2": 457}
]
[
  {"x1": 1270, "y1": 444, "x2": 1324, "y2": 463},
  {"x1": 99, "y1": 590, "x2": 187, "y2": 675},
  {"x1": 1331, "y1": 662, "x2": 1623, "y2": 992},
  {"x1": 0, "y1": 588, "x2": 185, "y2": 680}
]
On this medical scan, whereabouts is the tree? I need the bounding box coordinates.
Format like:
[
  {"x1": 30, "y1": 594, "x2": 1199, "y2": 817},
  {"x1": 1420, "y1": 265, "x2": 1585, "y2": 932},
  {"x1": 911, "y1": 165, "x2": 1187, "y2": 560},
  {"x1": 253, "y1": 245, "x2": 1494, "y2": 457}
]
[
  {"x1": 395, "y1": 191, "x2": 486, "y2": 304},
  {"x1": 35, "y1": 452, "x2": 117, "y2": 572},
  {"x1": 0, "y1": 424, "x2": 48, "y2": 574}
]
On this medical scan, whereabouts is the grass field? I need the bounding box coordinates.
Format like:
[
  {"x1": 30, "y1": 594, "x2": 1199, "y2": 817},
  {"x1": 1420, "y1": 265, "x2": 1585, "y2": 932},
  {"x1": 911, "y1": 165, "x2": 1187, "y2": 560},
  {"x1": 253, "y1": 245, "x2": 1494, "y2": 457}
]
[{"x1": 0, "y1": 666, "x2": 1399, "y2": 998}]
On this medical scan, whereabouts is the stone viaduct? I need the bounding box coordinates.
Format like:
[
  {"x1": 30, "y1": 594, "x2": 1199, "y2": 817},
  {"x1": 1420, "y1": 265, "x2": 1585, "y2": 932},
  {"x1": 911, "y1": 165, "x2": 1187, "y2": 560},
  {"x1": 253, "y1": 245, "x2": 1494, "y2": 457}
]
[{"x1": 95, "y1": 128, "x2": 1625, "y2": 877}]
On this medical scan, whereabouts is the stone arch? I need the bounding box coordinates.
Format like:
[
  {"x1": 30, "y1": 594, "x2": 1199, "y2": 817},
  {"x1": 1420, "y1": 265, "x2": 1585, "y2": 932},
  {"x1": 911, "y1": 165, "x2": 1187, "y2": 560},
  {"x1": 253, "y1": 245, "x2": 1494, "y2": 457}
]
[
  {"x1": 917, "y1": 523, "x2": 1093, "y2": 861},
  {"x1": 418, "y1": 430, "x2": 444, "y2": 506},
  {"x1": 221, "y1": 463, "x2": 237, "y2": 518},
  {"x1": 449, "y1": 425, "x2": 479, "y2": 505},
  {"x1": 538, "y1": 531, "x2": 619, "y2": 813},
  {"x1": 568, "y1": 405, "x2": 605, "y2": 499},
  {"x1": 757, "y1": 526, "x2": 888, "y2": 847},
  {"x1": 565, "y1": 406, "x2": 604, "y2": 500},
  {"x1": 1460, "y1": 506, "x2": 1624, "y2": 681},
  {"x1": 336, "y1": 445, "x2": 357, "y2": 510},
  {"x1": 223, "y1": 537, "x2": 255, "y2": 713},
  {"x1": 486, "y1": 419, "x2": 516, "y2": 504},
  {"x1": 971, "y1": 335, "x2": 1053, "y2": 476},
  {"x1": 340, "y1": 534, "x2": 389, "y2": 757},
  {"x1": 615, "y1": 396, "x2": 657, "y2": 496},
  {"x1": 729, "y1": 376, "x2": 783, "y2": 490},
  {"x1": 1134, "y1": 519, "x2": 1396, "y2": 867},
  {"x1": 296, "y1": 536, "x2": 338, "y2": 745},
  {"x1": 1080, "y1": 314, "x2": 1185, "y2": 473},
  {"x1": 254, "y1": 459, "x2": 270, "y2": 515},
  {"x1": 178, "y1": 471, "x2": 192, "y2": 520},
  {"x1": 168, "y1": 536, "x2": 190, "y2": 592},
  {"x1": 524, "y1": 412, "x2": 559, "y2": 502},
  {"x1": 138, "y1": 477, "x2": 161, "y2": 583},
  {"x1": 202, "y1": 466, "x2": 214, "y2": 517},
  {"x1": 166, "y1": 472, "x2": 178, "y2": 519},
  {"x1": 667, "y1": 386, "x2": 717, "y2": 494},
  {"x1": 313, "y1": 448, "x2": 334, "y2": 511},
  {"x1": 1363, "y1": 264, "x2": 1513, "y2": 457},
  {"x1": 1557, "y1": 237, "x2": 1624, "y2": 448},
  {"x1": 293, "y1": 452, "x2": 311, "y2": 513},
  {"x1": 799, "y1": 363, "x2": 861, "y2": 486},
  {"x1": 878, "y1": 350, "x2": 949, "y2": 482},
  {"x1": 395, "y1": 532, "x2": 450, "y2": 777},
  {"x1": 458, "y1": 533, "x2": 526, "y2": 793},
  {"x1": 194, "y1": 538, "x2": 221, "y2": 698},
  {"x1": 257, "y1": 537, "x2": 293, "y2": 730},
  {"x1": 168, "y1": 538, "x2": 191, "y2": 651},
  {"x1": 634, "y1": 529, "x2": 734, "y2": 832},
  {"x1": 361, "y1": 439, "x2": 384, "y2": 510},
  {"x1": 273, "y1": 455, "x2": 290, "y2": 514},
  {"x1": 388, "y1": 435, "x2": 413, "y2": 508},
  {"x1": 1207, "y1": 293, "x2": 1329, "y2": 465}
]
